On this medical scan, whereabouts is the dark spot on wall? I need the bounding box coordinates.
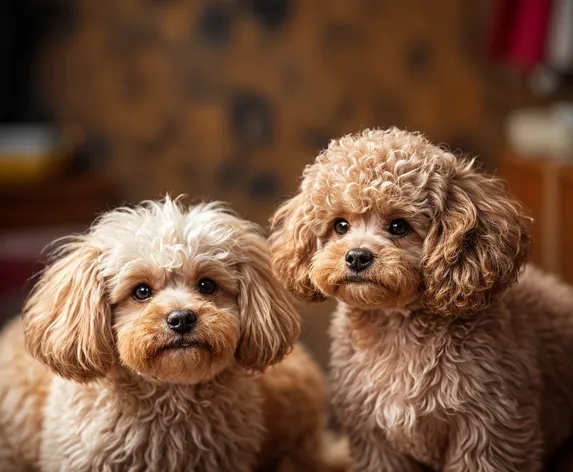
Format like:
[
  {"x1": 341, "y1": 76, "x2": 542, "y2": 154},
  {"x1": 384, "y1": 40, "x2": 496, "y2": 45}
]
[
  {"x1": 74, "y1": 134, "x2": 110, "y2": 172},
  {"x1": 303, "y1": 128, "x2": 331, "y2": 153},
  {"x1": 373, "y1": 95, "x2": 406, "y2": 129},
  {"x1": 359, "y1": 0, "x2": 387, "y2": 17},
  {"x1": 233, "y1": 149, "x2": 253, "y2": 162},
  {"x1": 138, "y1": 119, "x2": 179, "y2": 158},
  {"x1": 334, "y1": 101, "x2": 355, "y2": 122},
  {"x1": 230, "y1": 92, "x2": 274, "y2": 146},
  {"x1": 282, "y1": 63, "x2": 303, "y2": 94},
  {"x1": 447, "y1": 134, "x2": 481, "y2": 158},
  {"x1": 178, "y1": 161, "x2": 201, "y2": 185},
  {"x1": 323, "y1": 22, "x2": 362, "y2": 52},
  {"x1": 249, "y1": 172, "x2": 279, "y2": 199},
  {"x1": 198, "y1": 3, "x2": 233, "y2": 45},
  {"x1": 217, "y1": 161, "x2": 246, "y2": 188},
  {"x1": 122, "y1": 70, "x2": 147, "y2": 104},
  {"x1": 246, "y1": 0, "x2": 290, "y2": 29},
  {"x1": 186, "y1": 69, "x2": 222, "y2": 101},
  {"x1": 405, "y1": 39, "x2": 433, "y2": 76},
  {"x1": 108, "y1": 22, "x2": 158, "y2": 55}
]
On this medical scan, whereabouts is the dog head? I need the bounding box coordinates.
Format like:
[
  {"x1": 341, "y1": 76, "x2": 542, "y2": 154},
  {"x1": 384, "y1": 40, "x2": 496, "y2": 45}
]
[
  {"x1": 270, "y1": 128, "x2": 531, "y2": 316},
  {"x1": 24, "y1": 198, "x2": 300, "y2": 383}
]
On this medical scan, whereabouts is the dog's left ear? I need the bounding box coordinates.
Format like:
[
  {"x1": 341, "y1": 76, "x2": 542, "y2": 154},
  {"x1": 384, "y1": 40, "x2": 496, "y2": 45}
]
[
  {"x1": 422, "y1": 159, "x2": 532, "y2": 316},
  {"x1": 23, "y1": 239, "x2": 114, "y2": 382},
  {"x1": 235, "y1": 232, "x2": 301, "y2": 371},
  {"x1": 269, "y1": 194, "x2": 326, "y2": 302}
]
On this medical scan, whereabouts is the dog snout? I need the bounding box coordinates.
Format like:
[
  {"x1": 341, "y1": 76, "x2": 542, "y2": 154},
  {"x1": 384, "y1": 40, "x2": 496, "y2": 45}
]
[
  {"x1": 345, "y1": 248, "x2": 374, "y2": 272},
  {"x1": 166, "y1": 310, "x2": 197, "y2": 334}
]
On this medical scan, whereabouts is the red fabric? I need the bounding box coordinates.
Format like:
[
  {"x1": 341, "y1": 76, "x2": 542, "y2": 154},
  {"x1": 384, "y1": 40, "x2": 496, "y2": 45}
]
[
  {"x1": 488, "y1": 0, "x2": 554, "y2": 70},
  {"x1": 0, "y1": 259, "x2": 38, "y2": 295}
]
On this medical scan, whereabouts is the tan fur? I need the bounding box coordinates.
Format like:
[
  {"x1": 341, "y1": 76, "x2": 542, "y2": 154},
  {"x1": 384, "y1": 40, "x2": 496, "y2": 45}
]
[
  {"x1": 0, "y1": 198, "x2": 338, "y2": 472},
  {"x1": 270, "y1": 128, "x2": 573, "y2": 471},
  {"x1": 258, "y1": 346, "x2": 348, "y2": 472},
  {"x1": 24, "y1": 242, "x2": 114, "y2": 383},
  {"x1": 0, "y1": 319, "x2": 50, "y2": 471}
]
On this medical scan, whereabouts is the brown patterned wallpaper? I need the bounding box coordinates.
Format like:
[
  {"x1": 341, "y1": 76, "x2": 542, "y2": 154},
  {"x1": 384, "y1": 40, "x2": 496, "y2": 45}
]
[
  {"x1": 38, "y1": 0, "x2": 542, "y2": 226},
  {"x1": 29, "y1": 0, "x2": 560, "y2": 368}
]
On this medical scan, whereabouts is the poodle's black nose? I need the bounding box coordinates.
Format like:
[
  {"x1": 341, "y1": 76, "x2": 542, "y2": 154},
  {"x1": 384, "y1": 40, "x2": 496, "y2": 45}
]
[
  {"x1": 166, "y1": 310, "x2": 197, "y2": 334},
  {"x1": 345, "y1": 248, "x2": 374, "y2": 272}
]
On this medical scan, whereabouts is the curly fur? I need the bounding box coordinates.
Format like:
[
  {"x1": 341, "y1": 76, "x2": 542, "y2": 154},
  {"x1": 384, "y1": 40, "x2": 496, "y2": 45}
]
[
  {"x1": 270, "y1": 128, "x2": 573, "y2": 471},
  {"x1": 0, "y1": 198, "x2": 343, "y2": 472}
]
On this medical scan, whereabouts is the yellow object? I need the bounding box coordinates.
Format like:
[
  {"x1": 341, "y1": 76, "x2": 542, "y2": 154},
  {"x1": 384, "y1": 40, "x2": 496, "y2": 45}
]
[
  {"x1": 0, "y1": 125, "x2": 74, "y2": 184},
  {"x1": 0, "y1": 151, "x2": 71, "y2": 184}
]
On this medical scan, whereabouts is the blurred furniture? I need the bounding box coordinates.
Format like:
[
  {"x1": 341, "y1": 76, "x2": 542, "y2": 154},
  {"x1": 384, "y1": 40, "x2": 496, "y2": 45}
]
[
  {"x1": 499, "y1": 150, "x2": 573, "y2": 284},
  {"x1": 0, "y1": 172, "x2": 116, "y2": 326},
  {"x1": 0, "y1": 173, "x2": 115, "y2": 230}
]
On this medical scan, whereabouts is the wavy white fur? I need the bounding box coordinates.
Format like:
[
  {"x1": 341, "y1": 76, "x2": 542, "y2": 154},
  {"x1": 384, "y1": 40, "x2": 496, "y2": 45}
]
[{"x1": 0, "y1": 198, "x2": 339, "y2": 472}]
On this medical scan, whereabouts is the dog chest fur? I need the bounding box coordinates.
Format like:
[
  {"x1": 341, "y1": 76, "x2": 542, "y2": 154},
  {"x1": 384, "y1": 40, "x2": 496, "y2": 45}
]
[
  {"x1": 39, "y1": 370, "x2": 265, "y2": 472},
  {"x1": 329, "y1": 305, "x2": 473, "y2": 468}
]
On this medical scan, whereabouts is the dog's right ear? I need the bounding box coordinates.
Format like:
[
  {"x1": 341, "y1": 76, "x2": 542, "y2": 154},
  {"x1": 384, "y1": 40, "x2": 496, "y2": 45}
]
[
  {"x1": 23, "y1": 238, "x2": 113, "y2": 382},
  {"x1": 269, "y1": 194, "x2": 325, "y2": 302},
  {"x1": 421, "y1": 161, "x2": 531, "y2": 316}
]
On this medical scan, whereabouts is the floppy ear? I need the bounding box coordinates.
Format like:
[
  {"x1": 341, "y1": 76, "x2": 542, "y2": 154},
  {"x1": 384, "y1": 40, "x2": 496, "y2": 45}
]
[
  {"x1": 422, "y1": 161, "x2": 532, "y2": 316},
  {"x1": 23, "y1": 239, "x2": 114, "y2": 382},
  {"x1": 269, "y1": 194, "x2": 325, "y2": 302},
  {"x1": 235, "y1": 233, "x2": 301, "y2": 371}
]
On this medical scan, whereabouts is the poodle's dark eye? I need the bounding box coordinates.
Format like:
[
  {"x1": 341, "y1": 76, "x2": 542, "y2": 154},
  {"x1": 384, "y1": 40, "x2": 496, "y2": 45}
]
[
  {"x1": 198, "y1": 278, "x2": 217, "y2": 295},
  {"x1": 132, "y1": 284, "x2": 152, "y2": 301},
  {"x1": 334, "y1": 218, "x2": 350, "y2": 235},
  {"x1": 389, "y1": 219, "x2": 409, "y2": 237}
]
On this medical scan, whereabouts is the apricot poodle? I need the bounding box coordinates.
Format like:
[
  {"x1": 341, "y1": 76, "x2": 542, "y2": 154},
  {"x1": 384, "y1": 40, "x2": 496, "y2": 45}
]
[
  {"x1": 270, "y1": 128, "x2": 573, "y2": 471},
  {"x1": 0, "y1": 198, "x2": 342, "y2": 472}
]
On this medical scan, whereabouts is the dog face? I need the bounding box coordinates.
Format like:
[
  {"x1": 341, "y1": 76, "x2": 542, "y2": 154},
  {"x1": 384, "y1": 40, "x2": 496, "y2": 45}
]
[
  {"x1": 110, "y1": 255, "x2": 242, "y2": 384},
  {"x1": 23, "y1": 199, "x2": 300, "y2": 383},
  {"x1": 309, "y1": 210, "x2": 427, "y2": 310},
  {"x1": 270, "y1": 128, "x2": 531, "y2": 316}
]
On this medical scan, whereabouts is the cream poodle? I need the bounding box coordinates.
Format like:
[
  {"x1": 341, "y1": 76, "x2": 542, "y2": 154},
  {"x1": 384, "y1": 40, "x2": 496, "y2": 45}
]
[
  {"x1": 0, "y1": 198, "x2": 342, "y2": 472},
  {"x1": 270, "y1": 128, "x2": 573, "y2": 471}
]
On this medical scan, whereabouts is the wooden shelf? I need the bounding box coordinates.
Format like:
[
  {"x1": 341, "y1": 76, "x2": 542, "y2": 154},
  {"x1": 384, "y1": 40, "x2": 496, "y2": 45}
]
[{"x1": 498, "y1": 150, "x2": 573, "y2": 284}]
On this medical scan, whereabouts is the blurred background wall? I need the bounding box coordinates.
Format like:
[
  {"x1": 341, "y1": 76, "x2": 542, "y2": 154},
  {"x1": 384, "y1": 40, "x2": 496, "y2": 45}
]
[
  {"x1": 34, "y1": 0, "x2": 538, "y2": 209},
  {"x1": 2, "y1": 0, "x2": 573, "y2": 368}
]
